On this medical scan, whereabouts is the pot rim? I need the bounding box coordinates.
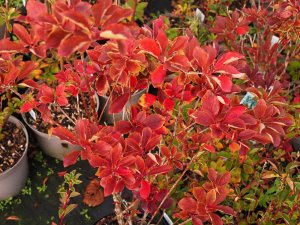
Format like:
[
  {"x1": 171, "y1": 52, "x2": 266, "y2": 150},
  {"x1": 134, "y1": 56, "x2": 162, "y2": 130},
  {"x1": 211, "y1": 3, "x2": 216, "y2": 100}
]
[{"x1": 0, "y1": 115, "x2": 29, "y2": 177}]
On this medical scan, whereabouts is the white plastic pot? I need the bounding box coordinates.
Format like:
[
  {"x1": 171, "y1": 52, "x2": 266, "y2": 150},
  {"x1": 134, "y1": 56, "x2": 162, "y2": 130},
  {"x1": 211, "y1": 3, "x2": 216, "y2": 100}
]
[
  {"x1": 99, "y1": 89, "x2": 145, "y2": 124},
  {"x1": 0, "y1": 116, "x2": 29, "y2": 200},
  {"x1": 22, "y1": 95, "x2": 99, "y2": 161},
  {"x1": 23, "y1": 122, "x2": 81, "y2": 161}
]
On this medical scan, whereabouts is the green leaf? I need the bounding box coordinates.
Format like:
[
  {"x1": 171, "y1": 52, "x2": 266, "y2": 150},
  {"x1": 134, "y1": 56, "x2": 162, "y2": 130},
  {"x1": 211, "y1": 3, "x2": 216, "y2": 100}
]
[
  {"x1": 279, "y1": 187, "x2": 290, "y2": 201},
  {"x1": 135, "y1": 2, "x2": 148, "y2": 22},
  {"x1": 281, "y1": 213, "x2": 291, "y2": 224},
  {"x1": 261, "y1": 171, "x2": 279, "y2": 179},
  {"x1": 64, "y1": 204, "x2": 78, "y2": 216},
  {"x1": 243, "y1": 164, "x2": 254, "y2": 174},
  {"x1": 70, "y1": 191, "x2": 80, "y2": 198}
]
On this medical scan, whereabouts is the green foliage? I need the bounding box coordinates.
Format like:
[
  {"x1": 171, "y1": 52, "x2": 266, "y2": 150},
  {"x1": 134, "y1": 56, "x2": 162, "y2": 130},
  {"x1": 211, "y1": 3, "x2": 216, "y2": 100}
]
[
  {"x1": 57, "y1": 170, "x2": 82, "y2": 223},
  {"x1": 126, "y1": 0, "x2": 148, "y2": 22},
  {"x1": 287, "y1": 60, "x2": 300, "y2": 82},
  {"x1": 0, "y1": 0, "x2": 23, "y2": 8}
]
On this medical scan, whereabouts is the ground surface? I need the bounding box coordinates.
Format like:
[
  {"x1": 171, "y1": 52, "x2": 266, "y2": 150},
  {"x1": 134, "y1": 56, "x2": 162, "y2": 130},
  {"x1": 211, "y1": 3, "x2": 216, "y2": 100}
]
[{"x1": 0, "y1": 125, "x2": 115, "y2": 225}]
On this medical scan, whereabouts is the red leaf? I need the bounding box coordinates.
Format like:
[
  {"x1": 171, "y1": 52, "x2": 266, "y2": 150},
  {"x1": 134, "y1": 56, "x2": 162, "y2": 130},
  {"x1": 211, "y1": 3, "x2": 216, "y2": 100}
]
[
  {"x1": 92, "y1": 0, "x2": 112, "y2": 27},
  {"x1": 202, "y1": 91, "x2": 220, "y2": 115},
  {"x1": 52, "y1": 126, "x2": 77, "y2": 145},
  {"x1": 238, "y1": 129, "x2": 256, "y2": 140},
  {"x1": 102, "y1": 7, "x2": 132, "y2": 28},
  {"x1": 0, "y1": 38, "x2": 24, "y2": 53},
  {"x1": 192, "y1": 217, "x2": 204, "y2": 225},
  {"x1": 109, "y1": 93, "x2": 130, "y2": 114},
  {"x1": 163, "y1": 98, "x2": 175, "y2": 111},
  {"x1": 138, "y1": 93, "x2": 156, "y2": 108},
  {"x1": 253, "y1": 99, "x2": 267, "y2": 119},
  {"x1": 140, "y1": 180, "x2": 151, "y2": 199},
  {"x1": 149, "y1": 165, "x2": 171, "y2": 175},
  {"x1": 178, "y1": 197, "x2": 197, "y2": 212},
  {"x1": 203, "y1": 144, "x2": 215, "y2": 153},
  {"x1": 115, "y1": 121, "x2": 132, "y2": 133},
  {"x1": 151, "y1": 65, "x2": 166, "y2": 88},
  {"x1": 192, "y1": 110, "x2": 215, "y2": 126},
  {"x1": 210, "y1": 213, "x2": 223, "y2": 225},
  {"x1": 55, "y1": 84, "x2": 68, "y2": 106},
  {"x1": 26, "y1": 0, "x2": 47, "y2": 21},
  {"x1": 193, "y1": 46, "x2": 209, "y2": 69},
  {"x1": 215, "y1": 52, "x2": 245, "y2": 66},
  {"x1": 18, "y1": 62, "x2": 36, "y2": 81},
  {"x1": 169, "y1": 55, "x2": 190, "y2": 68},
  {"x1": 193, "y1": 187, "x2": 206, "y2": 201},
  {"x1": 96, "y1": 75, "x2": 109, "y2": 96},
  {"x1": 215, "y1": 65, "x2": 245, "y2": 78},
  {"x1": 236, "y1": 25, "x2": 249, "y2": 35},
  {"x1": 63, "y1": 150, "x2": 81, "y2": 167},
  {"x1": 93, "y1": 141, "x2": 112, "y2": 156},
  {"x1": 217, "y1": 172, "x2": 231, "y2": 186},
  {"x1": 13, "y1": 24, "x2": 31, "y2": 46},
  {"x1": 156, "y1": 29, "x2": 168, "y2": 53},
  {"x1": 224, "y1": 106, "x2": 246, "y2": 122},
  {"x1": 62, "y1": 10, "x2": 92, "y2": 31},
  {"x1": 140, "y1": 38, "x2": 160, "y2": 58},
  {"x1": 216, "y1": 205, "x2": 235, "y2": 216},
  {"x1": 143, "y1": 114, "x2": 165, "y2": 130},
  {"x1": 100, "y1": 24, "x2": 132, "y2": 40},
  {"x1": 212, "y1": 76, "x2": 232, "y2": 93},
  {"x1": 58, "y1": 34, "x2": 90, "y2": 57},
  {"x1": 46, "y1": 27, "x2": 69, "y2": 48},
  {"x1": 206, "y1": 189, "x2": 217, "y2": 205},
  {"x1": 111, "y1": 144, "x2": 122, "y2": 165},
  {"x1": 119, "y1": 155, "x2": 136, "y2": 167},
  {"x1": 168, "y1": 36, "x2": 188, "y2": 55},
  {"x1": 31, "y1": 44, "x2": 46, "y2": 58},
  {"x1": 102, "y1": 176, "x2": 117, "y2": 196}
]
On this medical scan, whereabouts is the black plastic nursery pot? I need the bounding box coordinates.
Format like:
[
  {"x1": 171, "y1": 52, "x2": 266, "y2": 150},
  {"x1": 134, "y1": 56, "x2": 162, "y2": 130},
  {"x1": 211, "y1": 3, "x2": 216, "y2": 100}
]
[{"x1": 0, "y1": 116, "x2": 29, "y2": 200}]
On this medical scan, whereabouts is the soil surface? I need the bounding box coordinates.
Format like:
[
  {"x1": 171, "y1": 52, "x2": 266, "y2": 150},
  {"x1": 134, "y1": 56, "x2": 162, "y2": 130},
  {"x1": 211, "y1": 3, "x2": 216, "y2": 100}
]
[
  {"x1": 0, "y1": 121, "x2": 26, "y2": 173},
  {"x1": 25, "y1": 94, "x2": 96, "y2": 133}
]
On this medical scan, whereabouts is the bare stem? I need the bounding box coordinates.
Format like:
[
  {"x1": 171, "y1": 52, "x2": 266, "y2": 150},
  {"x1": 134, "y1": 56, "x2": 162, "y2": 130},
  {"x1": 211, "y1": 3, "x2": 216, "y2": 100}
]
[
  {"x1": 80, "y1": 54, "x2": 98, "y2": 123},
  {"x1": 131, "y1": 0, "x2": 137, "y2": 22},
  {"x1": 146, "y1": 154, "x2": 198, "y2": 225},
  {"x1": 98, "y1": 71, "x2": 123, "y2": 122},
  {"x1": 55, "y1": 103, "x2": 76, "y2": 125},
  {"x1": 113, "y1": 193, "x2": 124, "y2": 225}
]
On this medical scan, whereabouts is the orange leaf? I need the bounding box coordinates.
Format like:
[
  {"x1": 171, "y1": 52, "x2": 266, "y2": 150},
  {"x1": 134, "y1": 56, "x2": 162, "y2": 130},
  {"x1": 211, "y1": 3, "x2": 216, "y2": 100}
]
[
  {"x1": 229, "y1": 142, "x2": 240, "y2": 152},
  {"x1": 6, "y1": 216, "x2": 20, "y2": 221},
  {"x1": 83, "y1": 179, "x2": 104, "y2": 207}
]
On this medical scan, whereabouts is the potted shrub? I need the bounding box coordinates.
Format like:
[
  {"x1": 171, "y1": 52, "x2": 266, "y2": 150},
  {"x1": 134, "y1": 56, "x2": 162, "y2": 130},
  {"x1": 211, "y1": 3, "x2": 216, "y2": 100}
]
[
  {"x1": 0, "y1": 52, "x2": 34, "y2": 200},
  {"x1": 49, "y1": 9, "x2": 295, "y2": 224},
  {"x1": 20, "y1": 60, "x2": 101, "y2": 160},
  {"x1": 1, "y1": 0, "x2": 297, "y2": 224},
  {"x1": 0, "y1": 0, "x2": 140, "y2": 159}
]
